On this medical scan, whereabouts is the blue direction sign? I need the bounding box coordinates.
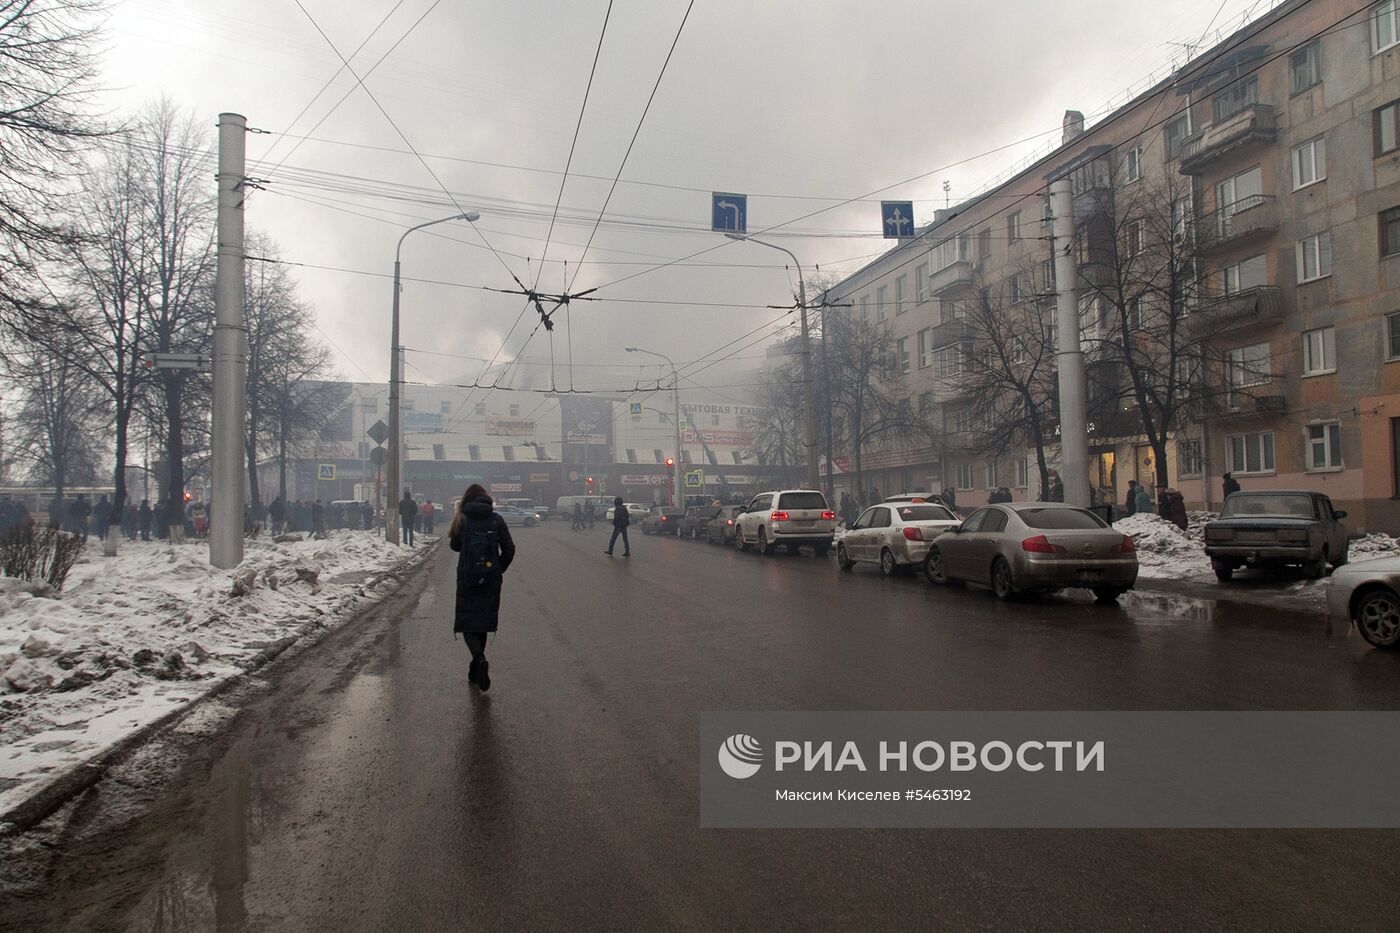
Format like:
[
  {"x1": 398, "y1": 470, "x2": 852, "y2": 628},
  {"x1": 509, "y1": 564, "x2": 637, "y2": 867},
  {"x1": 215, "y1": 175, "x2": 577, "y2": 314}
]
[
  {"x1": 711, "y1": 192, "x2": 747, "y2": 234},
  {"x1": 881, "y1": 200, "x2": 915, "y2": 239}
]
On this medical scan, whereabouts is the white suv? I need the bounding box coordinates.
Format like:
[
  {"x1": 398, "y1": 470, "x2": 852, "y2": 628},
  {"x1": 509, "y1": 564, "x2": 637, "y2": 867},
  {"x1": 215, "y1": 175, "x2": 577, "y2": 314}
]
[{"x1": 734, "y1": 489, "x2": 835, "y2": 556}]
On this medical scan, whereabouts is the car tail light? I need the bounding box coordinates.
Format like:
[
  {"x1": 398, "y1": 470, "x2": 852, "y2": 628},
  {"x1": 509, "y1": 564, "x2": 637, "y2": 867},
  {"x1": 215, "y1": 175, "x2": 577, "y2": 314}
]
[
  {"x1": 902, "y1": 527, "x2": 924, "y2": 541},
  {"x1": 770, "y1": 510, "x2": 789, "y2": 521},
  {"x1": 1113, "y1": 535, "x2": 1136, "y2": 554},
  {"x1": 1021, "y1": 535, "x2": 1066, "y2": 554},
  {"x1": 820, "y1": 510, "x2": 836, "y2": 520}
]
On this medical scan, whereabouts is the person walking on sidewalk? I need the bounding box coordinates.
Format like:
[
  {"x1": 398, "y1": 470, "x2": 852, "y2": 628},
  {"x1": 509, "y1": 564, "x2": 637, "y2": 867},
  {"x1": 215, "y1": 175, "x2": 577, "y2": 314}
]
[
  {"x1": 398, "y1": 491, "x2": 417, "y2": 545},
  {"x1": 449, "y1": 484, "x2": 516, "y2": 692},
  {"x1": 605, "y1": 495, "x2": 631, "y2": 557}
]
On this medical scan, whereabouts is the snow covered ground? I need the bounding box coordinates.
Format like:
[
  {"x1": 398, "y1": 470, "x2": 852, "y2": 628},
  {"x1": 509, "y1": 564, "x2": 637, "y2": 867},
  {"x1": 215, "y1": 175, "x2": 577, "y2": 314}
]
[{"x1": 0, "y1": 531, "x2": 431, "y2": 818}]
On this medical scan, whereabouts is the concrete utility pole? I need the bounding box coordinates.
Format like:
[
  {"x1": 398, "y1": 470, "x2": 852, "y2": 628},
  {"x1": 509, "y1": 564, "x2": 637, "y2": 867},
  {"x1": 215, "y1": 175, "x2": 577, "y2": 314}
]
[
  {"x1": 210, "y1": 112, "x2": 248, "y2": 570},
  {"x1": 626, "y1": 347, "x2": 682, "y2": 506},
  {"x1": 1048, "y1": 177, "x2": 1089, "y2": 508},
  {"x1": 386, "y1": 211, "x2": 478, "y2": 544},
  {"x1": 726, "y1": 234, "x2": 819, "y2": 491}
]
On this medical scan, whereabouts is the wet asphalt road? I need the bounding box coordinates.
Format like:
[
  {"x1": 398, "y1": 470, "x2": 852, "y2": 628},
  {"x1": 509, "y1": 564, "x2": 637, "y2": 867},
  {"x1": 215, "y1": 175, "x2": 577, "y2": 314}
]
[{"x1": 6, "y1": 522, "x2": 1400, "y2": 931}]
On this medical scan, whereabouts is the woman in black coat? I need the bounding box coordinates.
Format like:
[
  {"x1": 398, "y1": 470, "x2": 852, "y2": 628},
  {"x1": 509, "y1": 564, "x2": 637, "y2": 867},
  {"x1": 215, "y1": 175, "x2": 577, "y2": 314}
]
[{"x1": 448, "y1": 484, "x2": 516, "y2": 691}]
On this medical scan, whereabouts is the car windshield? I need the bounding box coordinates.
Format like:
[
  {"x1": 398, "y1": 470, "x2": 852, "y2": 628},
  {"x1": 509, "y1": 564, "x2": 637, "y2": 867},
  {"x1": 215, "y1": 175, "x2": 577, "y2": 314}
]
[
  {"x1": 896, "y1": 505, "x2": 956, "y2": 522},
  {"x1": 1017, "y1": 507, "x2": 1108, "y2": 530},
  {"x1": 778, "y1": 492, "x2": 827, "y2": 510},
  {"x1": 1221, "y1": 495, "x2": 1315, "y2": 519}
]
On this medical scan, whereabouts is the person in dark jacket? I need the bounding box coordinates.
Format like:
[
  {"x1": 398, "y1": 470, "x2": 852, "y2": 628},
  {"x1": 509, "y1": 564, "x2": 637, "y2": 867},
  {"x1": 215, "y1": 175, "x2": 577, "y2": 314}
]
[
  {"x1": 605, "y1": 495, "x2": 631, "y2": 557},
  {"x1": 397, "y1": 491, "x2": 417, "y2": 545},
  {"x1": 449, "y1": 484, "x2": 516, "y2": 691},
  {"x1": 1222, "y1": 472, "x2": 1241, "y2": 500}
]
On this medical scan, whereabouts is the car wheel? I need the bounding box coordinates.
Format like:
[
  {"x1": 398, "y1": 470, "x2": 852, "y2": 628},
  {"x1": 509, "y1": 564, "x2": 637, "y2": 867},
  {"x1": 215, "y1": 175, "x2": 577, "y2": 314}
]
[
  {"x1": 991, "y1": 557, "x2": 1017, "y2": 601},
  {"x1": 1092, "y1": 587, "x2": 1127, "y2": 604},
  {"x1": 758, "y1": 528, "x2": 776, "y2": 555},
  {"x1": 879, "y1": 548, "x2": 899, "y2": 577},
  {"x1": 923, "y1": 547, "x2": 949, "y2": 585},
  {"x1": 1212, "y1": 560, "x2": 1234, "y2": 583},
  {"x1": 1356, "y1": 588, "x2": 1400, "y2": 648},
  {"x1": 837, "y1": 543, "x2": 854, "y2": 571}
]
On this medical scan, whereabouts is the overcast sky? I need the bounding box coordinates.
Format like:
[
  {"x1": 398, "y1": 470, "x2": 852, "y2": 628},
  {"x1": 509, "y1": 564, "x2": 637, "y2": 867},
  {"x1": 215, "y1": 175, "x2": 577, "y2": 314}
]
[{"x1": 100, "y1": 0, "x2": 1274, "y2": 401}]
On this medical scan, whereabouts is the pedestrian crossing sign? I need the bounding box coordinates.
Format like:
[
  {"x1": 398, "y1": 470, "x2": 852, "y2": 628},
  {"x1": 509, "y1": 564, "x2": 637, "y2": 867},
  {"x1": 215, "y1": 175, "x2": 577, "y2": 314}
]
[{"x1": 318, "y1": 464, "x2": 336, "y2": 481}]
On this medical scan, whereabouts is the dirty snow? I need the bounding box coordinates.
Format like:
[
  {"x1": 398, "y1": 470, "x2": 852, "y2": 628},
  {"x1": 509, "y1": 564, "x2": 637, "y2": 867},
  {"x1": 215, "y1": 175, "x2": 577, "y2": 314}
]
[{"x1": 0, "y1": 531, "x2": 430, "y2": 818}]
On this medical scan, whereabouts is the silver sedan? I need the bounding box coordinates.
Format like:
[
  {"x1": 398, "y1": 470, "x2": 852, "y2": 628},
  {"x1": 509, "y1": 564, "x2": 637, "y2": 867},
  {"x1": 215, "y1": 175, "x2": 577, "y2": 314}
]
[
  {"x1": 1327, "y1": 556, "x2": 1400, "y2": 648},
  {"x1": 836, "y1": 502, "x2": 961, "y2": 575},
  {"x1": 923, "y1": 502, "x2": 1138, "y2": 602}
]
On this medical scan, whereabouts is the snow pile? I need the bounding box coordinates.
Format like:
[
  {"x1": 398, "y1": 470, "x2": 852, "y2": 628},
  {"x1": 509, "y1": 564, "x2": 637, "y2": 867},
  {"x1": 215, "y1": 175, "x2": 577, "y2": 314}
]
[
  {"x1": 0, "y1": 531, "x2": 428, "y2": 816},
  {"x1": 1348, "y1": 533, "x2": 1400, "y2": 560},
  {"x1": 1113, "y1": 513, "x2": 1214, "y2": 579}
]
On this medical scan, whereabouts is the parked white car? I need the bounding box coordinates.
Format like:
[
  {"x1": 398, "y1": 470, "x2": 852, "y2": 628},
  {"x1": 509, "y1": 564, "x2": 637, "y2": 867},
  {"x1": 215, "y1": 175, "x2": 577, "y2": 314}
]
[
  {"x1": 734, "y1": 489, "x2": 835, "y2": 556},
  {"x1": 837, "y1": 502, "x2": 961, "y2": 575}
]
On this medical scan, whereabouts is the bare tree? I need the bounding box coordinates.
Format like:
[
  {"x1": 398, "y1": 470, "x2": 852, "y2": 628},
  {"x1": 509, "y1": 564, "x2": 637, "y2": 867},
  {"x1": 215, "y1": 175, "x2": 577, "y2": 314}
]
[
  {"x1": 0, "y1": 0, "x2": 107, "y2": 324},
  {"x1": 242, "y1": 238, "x2": 335, "y2": 509}
]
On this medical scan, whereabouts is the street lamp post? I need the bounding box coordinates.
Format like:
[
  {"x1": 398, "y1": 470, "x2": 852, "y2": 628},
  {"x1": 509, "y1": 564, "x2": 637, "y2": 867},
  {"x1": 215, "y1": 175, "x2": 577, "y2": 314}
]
[
  {"x1": 386, "y1": 211, "x2": 479, "y2": 544},
  {"x1": 725, "y1": 234, "x2": 819, "y2": 492},
  {"x1": 626, "y1": 347, "x2": 682, "y2": 506}
]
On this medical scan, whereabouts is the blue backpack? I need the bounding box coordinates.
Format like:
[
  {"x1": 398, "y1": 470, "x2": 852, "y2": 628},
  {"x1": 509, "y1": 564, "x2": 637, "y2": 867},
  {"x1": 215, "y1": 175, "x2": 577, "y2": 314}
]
[{"x1": 462, "y1": 517, "x2": 501, "y2": 578}]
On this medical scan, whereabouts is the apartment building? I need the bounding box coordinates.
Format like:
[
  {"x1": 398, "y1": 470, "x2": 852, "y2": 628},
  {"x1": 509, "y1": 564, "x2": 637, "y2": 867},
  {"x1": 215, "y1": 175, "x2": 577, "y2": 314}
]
[{"x1": 820, "y1": 0, "x2": 1400, "y2": 531}]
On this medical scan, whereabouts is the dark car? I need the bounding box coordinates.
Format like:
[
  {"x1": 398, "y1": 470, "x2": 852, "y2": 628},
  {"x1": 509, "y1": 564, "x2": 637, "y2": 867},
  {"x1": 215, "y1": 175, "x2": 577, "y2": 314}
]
[
  {"x1": 1203, "y1": 490, "x2": 1349, "y2": 581},
  {"x1": 640, "y1": 507, "x2": 685, "y2": 535},
  {"x1": 679, "y1": 505, "x2": 723, "y2": 540},
  {"x1": 705, "y1": 506, "x2": 746, "y2": 544}
]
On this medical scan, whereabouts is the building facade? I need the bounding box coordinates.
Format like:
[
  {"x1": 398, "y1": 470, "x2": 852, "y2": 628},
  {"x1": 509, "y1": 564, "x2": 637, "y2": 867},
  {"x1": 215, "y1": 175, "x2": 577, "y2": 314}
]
[{"x1": 819, "y1": 0, "x2": 1400, "y2": 531}]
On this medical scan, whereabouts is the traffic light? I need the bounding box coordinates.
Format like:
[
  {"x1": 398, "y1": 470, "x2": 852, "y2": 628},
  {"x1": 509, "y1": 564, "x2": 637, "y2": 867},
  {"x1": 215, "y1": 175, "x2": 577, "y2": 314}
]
[{"x1": 664, "y1": 457, "x2": 674, "y2": 468}]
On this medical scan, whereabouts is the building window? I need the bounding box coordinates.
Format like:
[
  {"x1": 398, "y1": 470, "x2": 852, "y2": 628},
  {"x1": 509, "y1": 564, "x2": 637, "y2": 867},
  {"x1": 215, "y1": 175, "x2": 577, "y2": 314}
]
[
  {"x1": 1381, "y1": 207, "x2": 1400, "y2": 257},
  {"x1": 895, "y1": 275, "x2": 908, "y2": 314},
  {"x1": 1164, "y1": 113, "x2": 1192, "y2": 160},
  {"x1": 954, "y1": 464, "x2": 974, "y2": 489},
  {"x1": 917, "y1": 328, "x2": 932, "y2": 369},
  {"x1": 1127, "y1": 220, "x2": 1145, "y2": 256},
  {"x1": 1213, "y1": 76, "x2": 1258, "y2": 122},
  {"x1": 502, "y1": 446, "x2": 515, "y2": 461},
  {"x1": 475, "y1": 402, "x2": 486, "y2": 415},
  {"x1": 1014, "y1": 458, "x2": 1029, "y2": 488},
  {"x1": 978, "y1": 229, "x2": 991, "y2": 260},
  {"x1": 1008, "y1": 272, "x2": 1022, "y2": 303},
  {"x1": 625, "y1": 448, "x2": 637, "y2": 463},
  {"x1": 1375, "y1": 100, "x2": 1400, "y2": 156},
  {"x1": 1297, "y1": 232, "x2": 1332, "y2": 282},
  {"x1": 1008, "y1": 212, "x2": 1021, "y2": 241},
  {"x1": 1292, "y1": 137, "x2": 1326, "y2": 189},
  {"x1": 1307, "y1": 422, "x2": 1342, "y2": 470},
  {"x1": 896, "y1": 336, "x2": 910, "y2": 374},
  {"x1": 1124, "y1": 145, "x2": 1142, "y2": 183},
  {"x1": 1221, "y1": 255, "x2": 1267, "y2": 294},
  {"x1": 653, "y1": 449, "x2": 664, "y2": 464},
  {"x1": 876, "y1": 285, "x2": 888, "y2": 321},
  {"x1": 1228, "y1": 342, "x2": 1272, "y2": 393},
  {"x1": 1178, "y1": 438, "x2": 1203, "y2": 477},
  {"x1": 1302, "y1": 326, "x2": 1336, "y2": 375},
  {"x1": 1228, "y1": 431, "x2": 1276, "y2": 474},
  {"x1": 915, "y1": 264, "x2": 928, "y2": 303},
  {"x1": 1291, "y1": 41, "x2": 1321, "y2": 93},
  {"x1": 1376, "y1": 0, "x2": 1400, "y2": 53},
  {"x1": 468, "y1": 445, "x2": 480, "y2": 460},
  {"x1": 1387, "y1": 312, "x2": 1400, "y2": 360}
]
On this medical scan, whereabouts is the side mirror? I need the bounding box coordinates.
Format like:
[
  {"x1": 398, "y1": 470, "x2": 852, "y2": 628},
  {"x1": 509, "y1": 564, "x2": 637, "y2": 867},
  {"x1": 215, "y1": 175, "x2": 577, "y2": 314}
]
[{"x1": 1335, "y1": 510, "x2": 1348, "y2": 519}]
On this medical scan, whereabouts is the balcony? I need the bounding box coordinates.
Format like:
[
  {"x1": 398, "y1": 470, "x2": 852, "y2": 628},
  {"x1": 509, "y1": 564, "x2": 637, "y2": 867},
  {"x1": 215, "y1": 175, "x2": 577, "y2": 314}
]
[
  {"x1": 1197, "y1": 195, "x2": 1278, "y2": 253},
  {"x1": 928, "y1": 259, "x2": 976, "y2": 297},
  {"x1": 1185, "y1": 285, "x2": 1283, "y2": 339},
  {"x1": 1178, "y1": 104, "x2": 1278, "y2": 174}
]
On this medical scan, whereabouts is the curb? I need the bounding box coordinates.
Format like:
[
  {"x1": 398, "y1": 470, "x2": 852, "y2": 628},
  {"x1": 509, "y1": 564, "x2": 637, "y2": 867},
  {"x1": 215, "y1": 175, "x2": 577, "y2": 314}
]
[{"x1": 0, "y1": 544, "x2": 435, "y2": 837}]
